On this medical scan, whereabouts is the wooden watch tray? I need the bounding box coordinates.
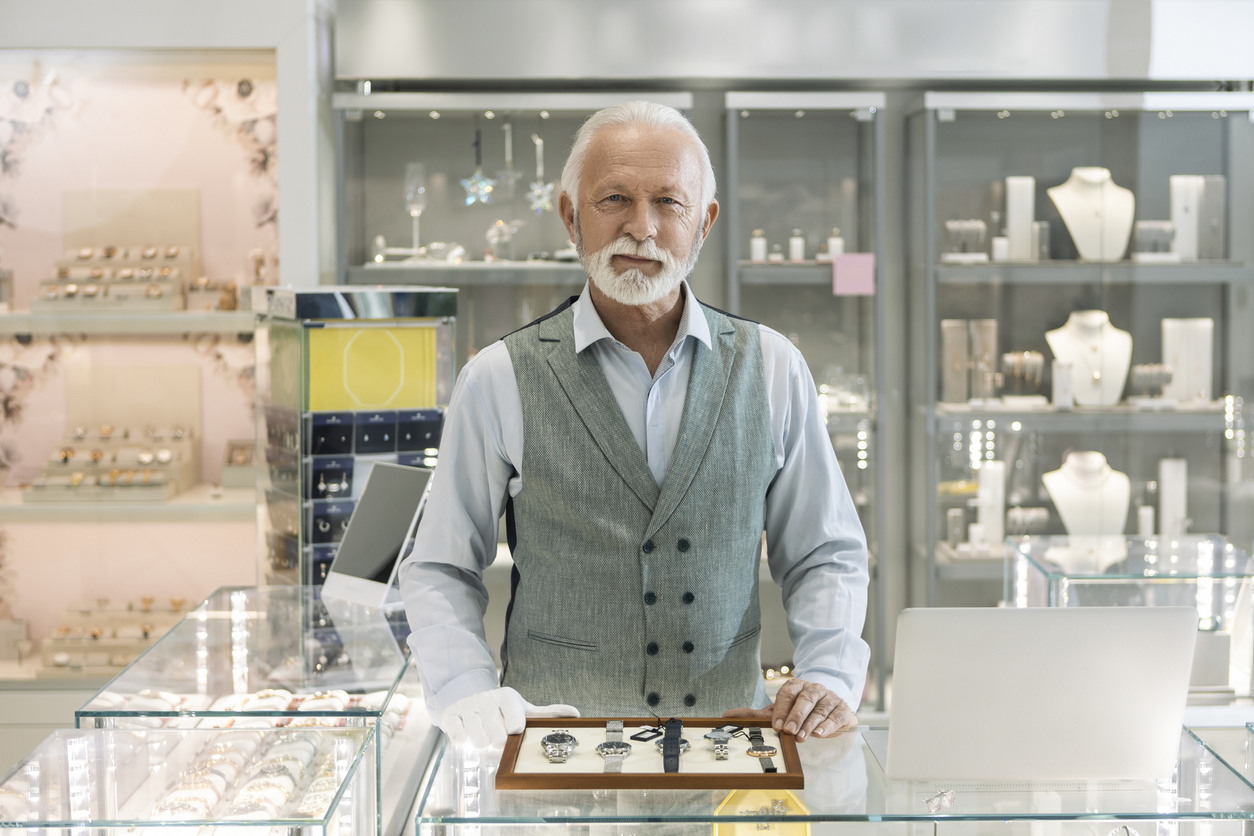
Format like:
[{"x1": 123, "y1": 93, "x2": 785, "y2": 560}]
[{"x1": 496, "y1": 717, "x2": 803, "y2": 790}]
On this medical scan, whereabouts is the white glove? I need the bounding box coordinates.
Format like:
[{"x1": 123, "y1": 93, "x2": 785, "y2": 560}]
[{"x1": 440, "y1": 686, "x2": 579, "y2": 749}]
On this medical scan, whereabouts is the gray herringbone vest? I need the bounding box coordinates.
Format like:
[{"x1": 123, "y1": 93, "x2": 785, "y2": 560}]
[{"x1": 500, "y1": 299, "x2": 775, "y2": 716}]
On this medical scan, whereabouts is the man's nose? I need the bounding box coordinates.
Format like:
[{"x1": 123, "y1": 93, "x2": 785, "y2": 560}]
[{"x1": 621, "y1": 200, "x2": 657, "y2": 242}]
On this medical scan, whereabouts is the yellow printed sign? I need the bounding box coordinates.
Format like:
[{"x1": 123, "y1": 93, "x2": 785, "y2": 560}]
[{"x1": 308, "y1": 325, "x2": 437, "y2": 411}]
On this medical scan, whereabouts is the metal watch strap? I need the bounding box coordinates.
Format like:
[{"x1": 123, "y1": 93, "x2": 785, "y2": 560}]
[
  {"x1": 604, "y1": 720, "x2": 625, "y2": 773},
  {"x1": 749, "y1": 728, "x2": 778, "y2": 773},
  {"x1": 662, "y1": 718, "x2": 683, "y2": 773}
]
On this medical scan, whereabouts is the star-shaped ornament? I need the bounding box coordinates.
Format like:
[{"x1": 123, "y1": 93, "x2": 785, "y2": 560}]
[
  {"x1": 527, "y1": 179, "x2": 555, "y2": 214},
  {"x1": 461, "y1": 167, "x2": 497, "y2": 206}
]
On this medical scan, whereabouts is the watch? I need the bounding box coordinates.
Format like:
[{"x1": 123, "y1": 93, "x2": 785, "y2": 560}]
[
  {"x1": 746, "y1": 728, "x2": 778, "y2": 773},
  {"x1": 541, "y1": 730, "x2": 578, "y2": 764},
  {"x1": 595, "y1": 720, "x2": 632, "y2": 773},
  {"x1": 704, "y1": 729, "x2": 732, "y2": 760},
  {"x1": 660, "y1": 718, "x2": 684, "y2": 773}
]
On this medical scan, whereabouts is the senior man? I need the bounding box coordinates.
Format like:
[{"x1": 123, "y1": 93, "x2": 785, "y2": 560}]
[{"x1": 398, "y1": 101, "x2": 868, "y2": 749}]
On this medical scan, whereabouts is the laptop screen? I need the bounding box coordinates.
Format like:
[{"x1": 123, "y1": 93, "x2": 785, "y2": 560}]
[{"x1": 328, "y1": 463, "x2": 432, "y2": 585}]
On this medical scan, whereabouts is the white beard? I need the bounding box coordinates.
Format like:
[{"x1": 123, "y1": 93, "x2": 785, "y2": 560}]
[{"x1": 575, "y1": 221, "x2": 703, "y2": 307}]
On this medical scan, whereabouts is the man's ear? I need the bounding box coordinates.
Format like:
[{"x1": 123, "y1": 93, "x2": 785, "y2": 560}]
[
  {"x1": 701, "y1": 200, "x2": 720, "y2": 240},
  {"x1": 559, "y1": 191, "x2": 577, "y2": 241}
]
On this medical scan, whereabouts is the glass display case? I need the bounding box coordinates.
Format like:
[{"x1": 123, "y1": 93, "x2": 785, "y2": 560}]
[
  {"x1": 255, "y1": 286, "x2": 455, "y2": 587},
  {"x1": 0, "y1": 726, "x2": 376, "y2": 836},
  {"x1": 413, "y1": 726, "x2": 1254, "y2": 833},
  {"x1": 1008, "y1": 534, "x2": 1254, "y2": 701},
  {"x1": 74, "y1": 585, "x2": 436, "y2": 836},
  {"x1": 725, "y1": 92, "x2": 887, "y2": 707},
  {"x1": 907, "y1": 91, "x2": 1254, "y2": 607},
  {"x1": 335, "y1": 91, "x2": 693, "y2": 370}
]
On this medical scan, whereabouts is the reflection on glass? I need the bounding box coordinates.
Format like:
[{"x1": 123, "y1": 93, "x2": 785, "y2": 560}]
[{"x1": 404, "y1": 163, "x2": 428, "y2": 259}]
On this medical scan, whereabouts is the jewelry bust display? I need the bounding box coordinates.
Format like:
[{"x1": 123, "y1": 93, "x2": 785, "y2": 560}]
[
  {"x1": 1046, "y1": 167, "x2": 1135, "y2": 262},
  {"x1": 1042, "y1": 451, "x2": 1131, "y2": 572},
  {"x1": 1044, "y1": 311, "x2": 1132, "y2": 407}
]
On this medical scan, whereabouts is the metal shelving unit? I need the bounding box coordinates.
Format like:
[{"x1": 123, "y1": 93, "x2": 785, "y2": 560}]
[
  {"x1": 0, "y1": 311, "x2": 257, "y2": 336},
  {"x1": 907, "y1": 90, "x2": 1254, "y2": 607},
  {"x1": 725, "y1": 91, "x2": 889, "y2": 709}
]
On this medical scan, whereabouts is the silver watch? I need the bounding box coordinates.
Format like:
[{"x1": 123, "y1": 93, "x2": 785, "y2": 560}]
[
  {"x1": 540, "y1": 730, "x2": 578, "y2": 764},
  {"x1": 594, "y1": 720, "x2": 632, "y2": 773},
  {"x1": 704, "y1": 729, "x2": 732, "y2": 760}
]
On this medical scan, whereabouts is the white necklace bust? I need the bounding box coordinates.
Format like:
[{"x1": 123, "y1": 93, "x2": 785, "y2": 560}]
[
  {"x1": 1046, "y1": 167, "x2": 1135, "y2": 262},
  {"x1": 1045, "y1": 310, "x2": 1132, "y2": 407},
  {"x1": 1042, "y1": 451, "x2": 1131, "y2": 573}
]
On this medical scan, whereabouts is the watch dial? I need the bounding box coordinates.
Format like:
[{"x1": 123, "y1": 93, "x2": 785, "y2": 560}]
[
  {"x1": 543, "y1": 732, "x2": 576, "y2": 746},
  {"x1": 596, "y1": 741, "x2": 632, "y2": 757}
]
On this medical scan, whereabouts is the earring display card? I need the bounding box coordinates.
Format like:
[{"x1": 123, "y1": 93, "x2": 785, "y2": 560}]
[
  {"x1": 309, "y1": 412, "x2": 354, "y2": 455},
  {"x1": 309, "y1": 457, "x2": 354, "y2": 499},
  {"x1": 355, "y1": 411, "x2": 397, "y2": 454},
  {"x1": 398, "y1": 408, "x2": 444, "y2": 451},
  {"x1": 310, "y1": 499, "x2": 355, "y2": 544},
  {"x1": 497, "y1": 718, "x2": 802, "y2": 790}
]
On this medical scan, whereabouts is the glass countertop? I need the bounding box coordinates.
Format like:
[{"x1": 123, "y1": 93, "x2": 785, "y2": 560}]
[
  {"x1": 0, "y1": 727, "x2": 374, "y2": 828},
  {"x1": 415, "y1": 727, "x2": 1254, "y2": 825},
  {"x1": 1010, "y1": 535, "x2": 1253, "y2": 580},
  {"x1": 77, "y1": 585, "x2": 414, "y2": 721}
]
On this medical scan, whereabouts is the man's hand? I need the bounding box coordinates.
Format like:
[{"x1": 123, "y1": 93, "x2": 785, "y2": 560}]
[
  {"x1": 440, "y1": 687, "x2": 580, "y2": 748},
  {"x1": 723, "y1": 678, "x2": 855, "y2": 742}
]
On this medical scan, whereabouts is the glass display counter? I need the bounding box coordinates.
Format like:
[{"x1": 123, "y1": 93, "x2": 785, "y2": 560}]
[
  {"x1": 1008, "y1": 535, "x2": 1254, "y2": 700},
  {"x1": 414, "y1": 726, "x2": 1254, "y2": 833},
  {"x1": 907, "y1": 91, "x2": 1254, "y2": 607},
  {"x1": 73, "y1": 585, "x2": 436, "y2": 836},
  {"x1": 0, "y1": 727, "x2": 376, "y2": 836}
]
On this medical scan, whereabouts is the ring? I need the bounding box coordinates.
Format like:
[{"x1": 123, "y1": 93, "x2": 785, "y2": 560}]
[
  {"x1": 102, "y1": 246, "x2": 117, "y2": 259},
  {"x1": 164, "y1": 246, "x2": 180, "y2": 259},
  {"x1": 42, "y1": 288, "x2": 59, "y2": 300},
  {"x1": 144, "y1": 284, "x2": 163, "y2": 299},
  {"x1": 118, "y1": 268, "x2": 135, "y2": 280},
  {"x1": 83, "y1": 284, "x2": 100, "y2": 297},
  {"x1": 64, "y1": 284, "x2": 79, "y2": 297},
  {"x1": 141, "y1": 246, "x2": 158, "y2": 260},
  {"x1": 156, "y1": 448, "x2": 173, "y2": 464},
  {"x1": 159, "y1": 266, "x2": 172, "y2": 278},
  {"x1": 76, "y1": 247, "x2": 93, "y2": 260},
  {"x1": 137, "y1": 450, "x2": 155, "y2": 465},
  {"x1": 57, "y1": 267, "x2": 69, "y2": 278},
  {"x1": 87, "y1": 267, "x2": 104, "y2": 279},
  {"x1": 58, "y1": 448, "x2": 74, "y2": 463},
  {"x1": 69, "y1": 472, "x2": 85, "y2": 487},
  {"x1": 99, "y1": 425, "x2": 114, "y2": 439}
]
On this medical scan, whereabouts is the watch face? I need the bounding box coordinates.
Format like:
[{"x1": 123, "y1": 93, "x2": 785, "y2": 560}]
[
  {"x1": 595, "y1": 741, "x2": 632, "y2": 758},
  {"x1": 747, "y1": 745, "x2": 778, "y2": 758},
  {"x1": 541, "y1": 731, "x2": 576, "y2": 747}
]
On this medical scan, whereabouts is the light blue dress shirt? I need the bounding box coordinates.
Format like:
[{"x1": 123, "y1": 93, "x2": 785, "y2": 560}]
[{"x1": 397, "y1": 281, "x2": 870, "y2": 722}]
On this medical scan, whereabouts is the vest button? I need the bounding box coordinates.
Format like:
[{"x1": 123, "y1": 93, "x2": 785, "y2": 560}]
[
  {"x1": 642, "y1": 540, "x2": 655, "y2": 554},
  {"x1": 682, "y1": 591, "x2": 695, "y2": 604},
  {"x1": 683, "y1": 641, "x2": 695, "y2": 653},
  {"x1": 677, "y1": 538, "x2": 691, "y2": 552},
  {"x1": 646, "y1": 642, "x2": 659, "y2": 655},
  {"x1": 647, "y1": 692, "x2": 660, "y2": 707},
  {"x1": 644, "y1": 592, "x2": 658, "y2": 605},
  {"x1": 684, "y1": 694, "x2": 697, "y2": 707}
]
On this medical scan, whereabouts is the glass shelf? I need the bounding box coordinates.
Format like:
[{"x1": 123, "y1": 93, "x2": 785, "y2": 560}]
[
  {"x1": 413, "y1": 727, "x2": 1254, "y2": 827},
  {"x1": 0, "y1": 727, "x2": 375, "y2": 834},
  {"x1": 937, "y1": 261, "x2": 1254, "y2": 285},
  {"x1": 0, "y1": 484, "x2": 256, "y2": 523},
  {"x1": 74, "y1": 585, "x2": 436, "y2": 836},
  {"x1": 0, "y1": 310, "x2": 258, "y2": 335}
]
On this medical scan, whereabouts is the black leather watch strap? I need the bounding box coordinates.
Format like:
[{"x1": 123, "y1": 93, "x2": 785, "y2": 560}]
[
  {"x1": 749, "y1": 728, "x2": 778, "y2": 773},
  {"x1": 662, "y1": 718, "x2": 683, "y2": 773}
]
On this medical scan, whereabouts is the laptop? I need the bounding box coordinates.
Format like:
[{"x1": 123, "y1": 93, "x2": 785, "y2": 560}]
[{"x1": 886, "y1": 606, "x2": 1197, "y2": 781}]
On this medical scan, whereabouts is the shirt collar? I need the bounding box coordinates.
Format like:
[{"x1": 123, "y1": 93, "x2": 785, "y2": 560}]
[{"x1": 572, "y1": 280, "x2": 712, "y2": 354}]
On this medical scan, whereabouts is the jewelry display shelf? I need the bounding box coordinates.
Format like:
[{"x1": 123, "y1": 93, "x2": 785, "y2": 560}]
[
  {"x1": 74, "y1": 585, "x2": 437, "y2": 836},
  {"x1": 347, "y1": 262, "x2": 586, "y2": 287},
  {"x1": 416, "y1": 726, "x2": 1254, "y2": 831},
  {"x1": 0, "y1": 484, "x2": 255, "y2": 523},
  {"x1": 738, "y1": 263, "x2": 840, "y2": 286},
  {"x1": 936, "y1": 261, "x2": 1254, "y2": 285},
  {"x1": 933, "y1": 402, "x2": 1227, "y2": 433},
  {"x1": 0, "y1": 726, "x2": 377, "y2": 836},
  {"x1": 0, "y1": 310, "x2": 257, "y2": 336}
]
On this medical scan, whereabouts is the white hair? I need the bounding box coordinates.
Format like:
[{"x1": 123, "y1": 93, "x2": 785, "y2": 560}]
[{"x1": 561, "y1": 101, "x2": 717, "y2": 209}]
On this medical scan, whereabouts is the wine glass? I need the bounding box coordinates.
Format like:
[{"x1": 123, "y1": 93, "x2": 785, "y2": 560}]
[{"x1": 403, "y1": 163, "x2": 427, "y2": 257}]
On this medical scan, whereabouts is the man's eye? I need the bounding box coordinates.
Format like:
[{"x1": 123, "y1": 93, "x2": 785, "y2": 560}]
[
  {"x1": 605, "y1": 194, "x2": 622, "y2": 202},
  {"x1": 660, "y1": 197, "x2": 677, "y2": 205}
]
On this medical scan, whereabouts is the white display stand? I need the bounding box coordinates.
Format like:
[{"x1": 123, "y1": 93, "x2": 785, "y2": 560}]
[
  {"x1": 1046, "y1": 167, "x2": 1135, "y2": 262},
  {"x1": 1162, "y1": 318, "x2": 1214, "y2": 403},
  {"x1": 1042, "y1": 451, "x2": 1131, "y2": 572},
  {"x1": 1044, "y1": 311, "x2": 1132, "y2": 407}
]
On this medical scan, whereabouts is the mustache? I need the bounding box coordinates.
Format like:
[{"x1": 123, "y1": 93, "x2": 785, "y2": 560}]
[{"x1": 597, "y1": 235, "x2": 677, "y2": 266}]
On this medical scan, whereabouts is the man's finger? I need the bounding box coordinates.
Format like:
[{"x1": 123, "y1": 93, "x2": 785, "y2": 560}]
[
  {"x1": 782, "y1": 682, "x2": 828, "y2": 735},
  {"x1": 771, "y1": 679, "x2": 806, "y2": 730},
  {"x1": 796, "y1": 692, "x2": 840, "y2": 741}
]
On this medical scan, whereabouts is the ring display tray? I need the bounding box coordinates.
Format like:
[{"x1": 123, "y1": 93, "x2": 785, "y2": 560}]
[{"x1": 497, "y1": 717, "x2": 803, "y2": 790}]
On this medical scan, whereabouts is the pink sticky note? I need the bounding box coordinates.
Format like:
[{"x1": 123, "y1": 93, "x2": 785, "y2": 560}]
[{"x1": 832, "y1": 253, "x2": 875, "y2": 296}]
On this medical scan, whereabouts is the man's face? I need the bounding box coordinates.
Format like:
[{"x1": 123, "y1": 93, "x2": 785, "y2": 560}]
[{"x1": 560, "y1": 124, "x2": 718, "y2": 306}]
